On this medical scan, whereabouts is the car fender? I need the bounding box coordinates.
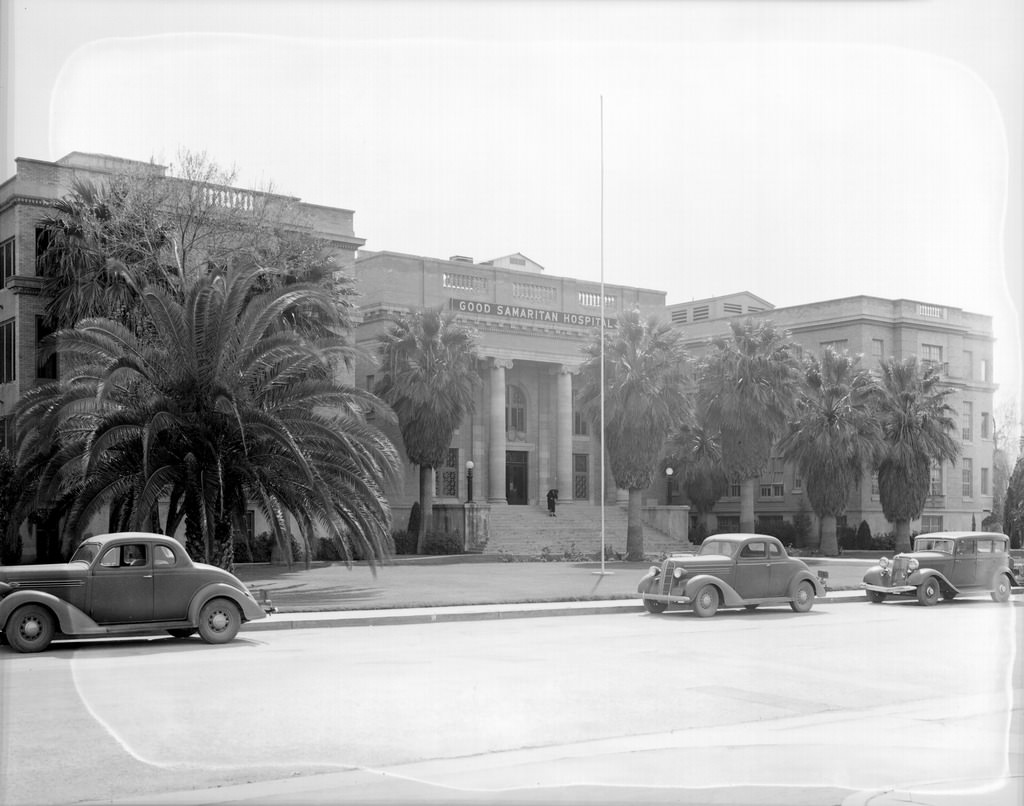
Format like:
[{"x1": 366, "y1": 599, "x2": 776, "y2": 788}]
[
  {"x1": 683, "y1": 574, "x2": 744, "y2": 606},
  {"x1": 188, "y1": 582, "x2": 266, "y2": 623},
  {"x1": 637, "y1": 568, "x2": 660, "y2": 595},
  {"x1": 862, "y1": 566, "x2": 886, "y2": 586},
  {"x1": 0, "y1": 589, "x2": 103, "y2": 636},
  {"x1": 908, "y1": 569, "x2": 957, "y2": 595},
  {"x1": 789, "y1": 570, "x2": 826, "y2": 599}
]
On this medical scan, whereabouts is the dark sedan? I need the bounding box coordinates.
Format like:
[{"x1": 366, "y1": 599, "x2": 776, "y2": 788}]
[
  {"x1": 637, "y1": 533, "x2": 825, "y2": 617},
  {"x1": 0, "y1": 532, "x2": 271, "y2": 652}
]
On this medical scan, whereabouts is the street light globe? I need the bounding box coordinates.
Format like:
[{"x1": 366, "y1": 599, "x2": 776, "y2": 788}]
[
  {"x1": 466, "y1": 460, "x2": 474, "y2": 471},
  {"x1": 665, "y1": 467, "x2": 673, "y2": 477}
]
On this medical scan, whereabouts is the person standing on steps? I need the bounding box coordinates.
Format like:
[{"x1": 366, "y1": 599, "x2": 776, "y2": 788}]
[{"x1": 547, "y1": 489, "x2": 558, "y2": 517}]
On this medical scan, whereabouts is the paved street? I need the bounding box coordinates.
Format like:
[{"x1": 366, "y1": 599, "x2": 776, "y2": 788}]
[{"x1": 2, "y1": 596, "x2": 1020, "y2": 806}]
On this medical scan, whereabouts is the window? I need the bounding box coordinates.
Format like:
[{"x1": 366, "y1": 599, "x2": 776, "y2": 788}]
[
  {"x1": 961, "y1": 401, "x2": 973, "y2": 442},
  {"x1": 871, "y1": 339, "x2": 884, "y2": 361},
  {"x1": 740, "y1": 541, "x2": 767, "y2": 558},
  {"x1": 1, "y1": 319, "x2": 14, "y2": 383},
  {"x1": 509, "y1": 256, "x2": 526, "y2": 266},
  {"x1": 929, "y1": 462, "x2": 943, "y2": 497},
  {"x1": 921, "y1": 515, "x2": 943, "y2": 532},
  {"x1": 154, "y1": 545, "x2": 177, "y2": 567},
  {"x1": 716, "y1": 516, "x2": 740, "y2": 533},
  {"x1": 917, "y1": 304, "x2": 944, "y2": 318},
  {"x1": 921, "y1": 344, "x2": 943, "y2": 370},
  {"x1": 434, "y1": 448, "x2": 459, "y2": 498},
  {"x1": 692, "y1": 305, "x2": 709, "y2": 321},
  {"x1": 871, "y1": 473, "x2": 879, "y2": 496},
  {"x1": 671, "y1": 308, "x2": 687, "y2": 324},
  {"x1": 365, "y1": 374, "x2": 375, "y2": 391},
  {"x1": 36, "y1": 317, "x2": 58, "y2": 379},
  {"x1": 979, "y1": 358, "x2": 989, "y2": 382},
  {"x1": 962, "y1": 351, "x2": 973, "y2": 380},
  {"x1": 792, "y1": 472, "x2": 803, "y2": 493},
  {"x1": 976, "y1": 539, "x2": 995, "y2": 554},
  {"x1": 0, "y1": 237, "x2": 13, "y2": 288},
  {"x1": 506, "y1": 385, "x2": 526, "y2": 434},
  {"x1": 723, "y1": 303, "x2": 743, "y2": 315},
  {"x1": 962, "y1": 458, "x2": 973, "y2": 498},
  {"x1": 727, "y1": 483, "x2": 741, "y2": 498},
  {"x1": 759, "y1": 483, "x2": 784, "y2": 499},
  {"x1": 573, "y1": 407, "x2": 589, "y2": 436},
  {"x1": 981, "y1": 412, "x2": 991, "y2": 440},
  {"x1": 981, "y1": 467, "x2": 990, "y2": 496},
  {"x1": 820, "y1": 340, "x2": 848, "y2": 354}
]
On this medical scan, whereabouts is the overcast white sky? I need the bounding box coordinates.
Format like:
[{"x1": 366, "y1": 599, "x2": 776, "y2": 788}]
[{"x1": 2, "y1": 0, "x2": 1021, "y2": 412}]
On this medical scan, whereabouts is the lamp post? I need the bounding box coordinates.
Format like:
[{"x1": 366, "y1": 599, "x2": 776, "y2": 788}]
[
  {"x1": 665, "y1": 466, "x2": 674, "y2": 506},
  {"x1": 466, "y1": 460, "x2": 474, "y2": 503}
]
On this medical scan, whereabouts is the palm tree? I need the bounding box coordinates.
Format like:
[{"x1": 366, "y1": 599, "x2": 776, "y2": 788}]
[
  {"x1": 665, "y1": 404, "x2": 728, "y2": 541},
  {"x1": 699, "y1": 319, "x2": 801, "y2": 533},
  {"x1": 14, "y1": 263, "x2": 400, "y2": 569},
  {"x1": 873, "y1": 357, "x2": 959, "y2": 552},
  {"x1": 778, "y1": 348, "x2": 882, "y2": 555},
  {"x1": 374, "y1": 308, "x2": 480, "y2": 554},
  {"x1": 577, "y1": 310, "x2": 691, "y2": 561}
]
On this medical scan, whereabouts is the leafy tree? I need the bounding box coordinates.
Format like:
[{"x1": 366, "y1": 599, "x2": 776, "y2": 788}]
[
  {"x1": 699, "y1": 319, "x2": 801, "y2": 533},
  {"x1": 872, "y1": 357, "x2": 959, "y2": 552},
  {"x1": 577, "y1": 310, "x2": 691, "y2": 561},
  {"x1": 665, "y1": 402, "x2": 728, "y2": 533},
  {"x1": 1004, "y1": 455, "x2": 1024, "y2": 549},
  {"x1": 14, "y1": 264, "x2": 399, "y2": 569},
  {"x1": 778, "y1": 348, "x2": 882, "y2": 555},
  {"x1": 0, "y1": 449, "x2": 25, "y2": 564},
  {"x1": 375, "y1": 308, "x2": 480, "y2": 554}
]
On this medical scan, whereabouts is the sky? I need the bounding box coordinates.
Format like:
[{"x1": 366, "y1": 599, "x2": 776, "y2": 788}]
[{"x1": 2, "y1": 0, "x2": 1022, "y2": 416}]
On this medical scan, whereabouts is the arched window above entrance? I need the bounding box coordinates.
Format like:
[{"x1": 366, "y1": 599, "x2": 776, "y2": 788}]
[{"x1": 506, "y1": 384, "x2": 526, "y2": 438}]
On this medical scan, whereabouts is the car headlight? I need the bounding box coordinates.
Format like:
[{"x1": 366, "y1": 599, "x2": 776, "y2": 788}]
[
  {"x1": 879, "y1": 557, "x2": 890, "y2": 570},
  {"x1": 648, "y1": 565, "x2": 660, "y2": 576},
  {"x1": 907, "y1": 558, "x2": 919, "y2": 571},
  {"x1": 673, "y1": 567, "x2": 686, "y2": 579}
]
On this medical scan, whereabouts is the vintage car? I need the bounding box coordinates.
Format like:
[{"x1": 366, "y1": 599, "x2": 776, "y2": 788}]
[
  {"x1": 0, "y1": 532, "x2": 272, "y2": 652},
  {"x1": 637, "y1": 533, "x2": 825, "y2": 617},
  {"x1": 861, "y1": 531, "x2": 1023, "y2": 606}
]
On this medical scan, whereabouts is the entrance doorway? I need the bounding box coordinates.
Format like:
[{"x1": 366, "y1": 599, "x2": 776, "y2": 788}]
[{"x1": 506, "y1": 451, "x2": 528, "y2": 504}]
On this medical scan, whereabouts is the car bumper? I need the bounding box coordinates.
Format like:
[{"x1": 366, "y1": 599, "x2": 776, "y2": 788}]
[
  {"x1": 862, "y1": 583, "x2": 916, "y2": 594},
  {"x1": 643, "y1": 593, "x2": 692, "y2": 604}
]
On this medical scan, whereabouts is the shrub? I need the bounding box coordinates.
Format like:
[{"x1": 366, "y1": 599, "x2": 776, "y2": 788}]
[
  {"x1": 792, "y1": 500, "x2": 812, "y2": 546},
  {"x1": 838, "y1": 526, "x2": 859, "y2": 551},
  {"x1": 422, "y1": 531, "x2": 463, "y2": 555},
  {"x1": 856, "y1": 520, "x2": 872, "y2": 549},
  {"x1": 870, "y1": 531, "x2": 896, "y2": 551},
  {"x1": 755, "y1": 519, "x2": 798, "y2": 547},
  {"x1": 392, "y1": 530, "x2": 418, "y2": 555}
]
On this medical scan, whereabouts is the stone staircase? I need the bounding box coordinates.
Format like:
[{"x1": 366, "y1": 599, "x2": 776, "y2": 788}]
[{"x1": 484, "y1": 502, "x2": 693, "y2": 559}]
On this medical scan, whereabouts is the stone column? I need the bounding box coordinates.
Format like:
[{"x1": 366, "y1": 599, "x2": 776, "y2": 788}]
[
  {"x1": 488, "y1": 358, "x2": 512, "y2": 502},
  {"x1": 556, "y1": 366, "x2": 574, "y2": 503}
]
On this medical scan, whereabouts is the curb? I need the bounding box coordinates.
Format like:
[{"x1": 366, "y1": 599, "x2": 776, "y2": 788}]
[{"x1": 241, "y1": 592, "x2": 866, "y2": 632}]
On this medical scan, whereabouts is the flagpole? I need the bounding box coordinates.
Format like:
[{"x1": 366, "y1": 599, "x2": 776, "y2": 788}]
[{"x1": 595, "y1": 95, "x2": 612, "y2": 577}]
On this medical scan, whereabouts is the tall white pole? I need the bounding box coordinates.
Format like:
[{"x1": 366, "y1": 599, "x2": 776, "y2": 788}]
[{"x1": 599, "y1": 95, "x2": 608, "y2": 575}]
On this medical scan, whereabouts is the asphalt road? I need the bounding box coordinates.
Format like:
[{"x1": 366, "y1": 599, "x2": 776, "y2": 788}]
[{"x1": 2, "y1": 596, "x2": 1020, "y2": 806}]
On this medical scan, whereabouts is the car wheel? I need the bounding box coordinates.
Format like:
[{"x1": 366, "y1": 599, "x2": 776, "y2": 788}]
[
  {"x1": 6, "y1": 605, "x2": 56, "y2": 653},
  {"x1": 167, "y1": 628, "x2": 198, "y2": 639},
  {"x1": 692, "y1": 585, "x2": 719, "y2": 618},
  {"x1": 991, "y1": 575, "x2": 1011, "y2": 603},
  {"x1": 916, "y1": 578, "x2": 941, "y2": 606},
  {"x1": 643, "y1": 598, "x2": 668, "y2": 614},
  {"x1": 789, "y1": 581, "x2": 815, "y2": 613},
  {"x1": 197, "y1": 598, "x2": 241, "y2": 644},
  {"x1": 866, "y1": 591, "x2": 886, "y2": 604}
]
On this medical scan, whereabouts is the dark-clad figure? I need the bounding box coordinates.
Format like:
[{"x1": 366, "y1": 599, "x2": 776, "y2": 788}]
[{"x1": 546, "y1": 489, "x2": 558, "y2": 517}]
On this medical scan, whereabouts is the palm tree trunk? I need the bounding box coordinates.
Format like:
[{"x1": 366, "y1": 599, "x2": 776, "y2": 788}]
[
  {"x1": 819, "y1": 514, "x2": 838, "y2": 556},
  {"x1": 417, "y1": 465, "x2": 433, "y2": 554},
  {"x1": 894, "y1": 519, "x2": 912, "y2": 553},
  {"x1": 626, "y1": 487, "x2": 644, "y2": 561},
  {"x1": 740, "y1": 478, "x2": 756, "y2": 533}
]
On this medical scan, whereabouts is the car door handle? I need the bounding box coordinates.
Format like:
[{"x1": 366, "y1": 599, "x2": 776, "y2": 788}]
[{"x1": 143, "y1": 574, "x2": 153, "y2": 579}]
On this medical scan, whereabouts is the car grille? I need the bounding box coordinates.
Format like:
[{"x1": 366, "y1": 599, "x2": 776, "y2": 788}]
[
  {"x1": 890, "y1": 557, "x2": 912, "y2": 583},
  {"x1": 660, "y1": 567, "x2": 676, "y2": 596}
]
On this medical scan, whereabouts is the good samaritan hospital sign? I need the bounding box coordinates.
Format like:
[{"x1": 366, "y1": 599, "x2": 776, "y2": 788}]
[{"x1": 450, "y1": 298, "x2": 616, "y2": 329}]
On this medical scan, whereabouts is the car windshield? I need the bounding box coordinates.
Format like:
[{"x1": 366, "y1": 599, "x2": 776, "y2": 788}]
[
  {"x1": 70, "y1": 543, "x2": 100, "y2": 564},
  {"x1": 913, "y1": 537, "x2": 954, "y2": 553},
  {"x1": 698, "y1": 540, "x2": 736, "y2": 557}
]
